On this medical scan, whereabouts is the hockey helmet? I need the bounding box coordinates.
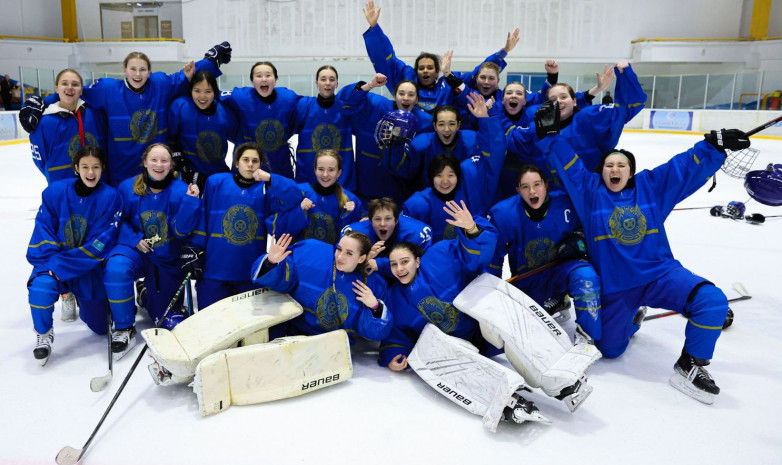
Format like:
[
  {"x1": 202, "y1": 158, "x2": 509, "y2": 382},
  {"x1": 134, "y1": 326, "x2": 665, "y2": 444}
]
[
  {"x1": 725, "y1": 201, "x2": 746, "y2": 219},
  {"x1": 744, "y1": 163, "x2": 782, "y2": 207},
  {"x1": 374, "y1": 109, "x2": 418, "y2": 148}
]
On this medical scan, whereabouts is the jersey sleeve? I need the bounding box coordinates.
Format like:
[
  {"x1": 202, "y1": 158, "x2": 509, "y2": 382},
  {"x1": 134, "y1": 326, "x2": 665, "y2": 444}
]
[
  {"x1": 26, "y1": 188, "x2": 64, "y2": 268},
  {"x1": 250, "y1": 252, "x2": 299, "y2": 295},
  {"x1": 537, "y1": 135, "x2": 601, "y2": 219},
  {"x1": 486, "y1": 205, "x2": 511, "y2": 277},
  {"x1": 170, "y1": 187, "x2": 202, "y2": 239},
  {"x1": 362, "y1": 24, "x2": 415, "y2": 94},
  {"x1": 28, "y1": 124, "x2": 48, "y2": 178},
  {"x1": 461, "y1": 115, "x2": 507, "y2": 214},
  {"x1": 453, "y1": 49, "x2": 508, "y2": 88}
]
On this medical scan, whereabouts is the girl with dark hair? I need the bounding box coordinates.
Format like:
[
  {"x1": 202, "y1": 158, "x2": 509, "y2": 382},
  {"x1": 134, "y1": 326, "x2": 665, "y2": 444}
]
[
  {"x1": 378, "y1": 200, "x2": 496, "y2": 370},
  {"x1": 27, "y1": 146, "x2": 123, "y2": 366},
  {"x1": 103, "y1": 143, "x2": 202, "y2": 359},
  {"x1": 361, "y1": 0, "x2": 518, "y2": 112},
  {"x1": 189, "y1": 142, "x2": 305, "y2": 309},
  {"x1": 28, "y1": 69, "x2": 107, "y2": 185},
  {"x1": 487, "y1": 164, "x2": 602, "y2": 341},
  {"x1": 399, "y1": 93, "x2": 506, "y2": 243},
  {"x1": 537, "y1": 102, "x2": 751, "y2": 403},
  {"x1": 250, "y1": 230, "x2": 393, "y2": 343},
  {"x1": 168, "y1": 70, "x2": 238, "y2": 179},
  {"x1": 336, "y1": 73, "x2": 433, "y2": 203},
  {"x1": 221, "y1": 61, "x2": 302, "y2": 179},
  {"x1": 293, "y1": 66, "x2": 356, "y2": 190},
  {"x1": 298, "y1": 149, "x2": 363, "y2": 245}
]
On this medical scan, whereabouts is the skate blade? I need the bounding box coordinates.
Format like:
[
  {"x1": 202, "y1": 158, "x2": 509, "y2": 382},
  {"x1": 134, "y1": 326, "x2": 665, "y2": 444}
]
[
  {"x1": 37, "y1": 356, "x2": 50, "y2": 367},
  {"x1": 147, "y1": 361, "x2": 175, "y2": 386},
  {"x1": 553, "y1": 309, "x2": 571, "y2": 324},
  {"x1": 563, "y1": 382, "x2": 593, "y2": 412},
  {"x1": 513, "y1": 409, "x2": 552, "y2": 425},
  {"x1": 669, "y1": 373, "x2": 715, "y2": 405},
  {"x1": 112, "y1": 338, "x2": 138, "y2": 361}
]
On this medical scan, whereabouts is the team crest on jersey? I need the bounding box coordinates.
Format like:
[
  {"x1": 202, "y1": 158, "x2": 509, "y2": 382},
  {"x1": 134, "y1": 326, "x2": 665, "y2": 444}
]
[
  {"x1": 417, "y1": 296, "x2": 459, "y2": 333},
  {"x1": 524, "y1": 238, "x2": 556, "y2": 269},
  {"x1": 140, "y1": 210, "x2": 169, "y2": 244},
  {"x1": 608, "y1": 205, "x2": 647, "y2": 245},
  {"x1": 222, "y1": 204, "x2": 259, "y2": 246},
  {"x1": 196, "y1": 130, "x2": 224, "y2": 162},
  {"x1": 67, "y1": 133, "x2": 100, "y2": 162},
  {"x1": 442, "y1": 223, "x2": 458, "y2": 240},
  {"x1": 255, "y1": 119, "x2": 285, "y2": 152},
  {"x1": 304, "y1": 212, "x2": 337, "y2": 244},
  {"x1": 64, "y1": 214, "x2": 88, "y2": 249},
  {"x1": 311, "y1": 123, "x2": 341, "y2": 151},
  {"x1": 130, "y1": 109, "x2": 158, "y2": 144},
  {"x1": 316, "y1": 287, "x2": 349, "y2": 331}
]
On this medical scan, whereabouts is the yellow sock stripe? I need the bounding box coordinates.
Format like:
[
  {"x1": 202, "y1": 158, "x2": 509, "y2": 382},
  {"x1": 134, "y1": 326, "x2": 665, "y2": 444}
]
[{"x1": 109, "y1": 295, "x2": 134, "y2": 304}]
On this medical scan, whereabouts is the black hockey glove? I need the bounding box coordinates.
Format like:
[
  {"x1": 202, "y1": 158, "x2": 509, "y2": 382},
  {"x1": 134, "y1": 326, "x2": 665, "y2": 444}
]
[
  {"x1": 172, "y1": 152, "x2": 206, "y2": 193},
  {"x1": 19, "y1": 95, "x2": 45, "y2": 133},
  {"x1": 556, "y1": 230, "x2": 588, "y2": 261},
  {"x1": 204, "y1": 41, "x2": 232, "y2": 65},
  {"x1": 180, "y1": 246, "x2": 204, "y2": 279},
  {"x1": 534, "y1": 100, "x2": 560, "y2": 140},
  {"x1": 704, "y1": 128, "x2": 750, "y2": 152}
]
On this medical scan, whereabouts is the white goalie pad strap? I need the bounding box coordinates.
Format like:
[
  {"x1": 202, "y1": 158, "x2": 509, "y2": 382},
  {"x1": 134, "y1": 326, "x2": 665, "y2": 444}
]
[
  {"x1": 454, "y1": 273, "x2": 600, "y2": 394},
  {"x1": 408, "y1": 324, "x2": 529, "y2": 433},
  {"x1": 192, "y1": 329, "x2": 353, "y2": 416},
  {"x1": 539, "y1": 343, "x2": 602, "y2": 397},
  {"x1": 141, "y1": 288, "x2": 302, "y2": 382}
]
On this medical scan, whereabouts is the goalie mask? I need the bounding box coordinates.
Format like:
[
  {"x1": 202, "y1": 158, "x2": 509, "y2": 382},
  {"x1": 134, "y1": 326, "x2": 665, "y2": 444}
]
[
  {"x1": 744, "y1": 163, "x2": 782, "y2": 206},
  {"x1": 374, "y1": 109, "x2": 418, "y2": 148}
]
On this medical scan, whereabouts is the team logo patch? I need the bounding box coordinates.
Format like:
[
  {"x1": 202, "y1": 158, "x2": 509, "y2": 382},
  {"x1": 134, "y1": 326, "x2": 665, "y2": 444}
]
[
  {"x1": 222, "y1": 204, "x2": 259, "y2": 246},
  {"x1": 196, "y1": 130, "x2": 224, "y2": 162},
  {"x1": 304, "y1": 212, "x2": 337, "y2": 244},
  {"x1": 64, "y1": 214, "x2": 88, "y2": 249},
  {"x1": 68, "y1": 133, "x2": 100, "y2": 162},
  {"x1": 311, "y1": 123, "x2": 341, "y2": 151},
  {"x1": 140, "y1": 210, "x2": 169, "y2": 245},
  {"x1": 92, "y1": 239, "x2": 105, "y2": 251},
  {"x1": 524, "y1": 237, "x2": 556, "y2": 269},
  {"x1": 129, "y1": 109, "x2": 159, "y2": 144},
  {"x1": 255, "y1": 119, "x2": 285, "y2": 152},
  {"x1": 316, "y1": 287, "x2": 349, "y2": 331},
  {"x1": 417, "y1": 296, "x2": 459, "y2": 333},
  {"x1": 608, "y1": 205, "x2": 647, "y2": 245}
]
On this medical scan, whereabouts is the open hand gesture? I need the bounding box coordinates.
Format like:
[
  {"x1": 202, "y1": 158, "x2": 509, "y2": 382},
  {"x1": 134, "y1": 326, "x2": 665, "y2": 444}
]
[
  {"x1": 363, "y1": 0, "x2": 381, "y2": 27},
  {"x1": 267, "y1": 234, "x2": 293, "y2": 265},
  {"x1": 183, "y1": 61, "x2": 195, "y2": 81},
  {"x1": 466, "y1": 92, "x2": 489, "y2": 118},
  {"x1": 369, "y1": 240, "x2": 386, "y2": 260},
  {"x1": 353, "y1": 280, "x2": 379, "y2": 309},
  {"x1": 443, "y1": 200, "x2": 476, "y2": 230},
  {"x1": 442, "y1": 50, "x2": 453, "y2": 76},
  {"x1": 504, "y1": 28, "x2": 520, "y2": 53},
  {"x1": 596, "y1": 64, "x2": 615, "y2": 92}
]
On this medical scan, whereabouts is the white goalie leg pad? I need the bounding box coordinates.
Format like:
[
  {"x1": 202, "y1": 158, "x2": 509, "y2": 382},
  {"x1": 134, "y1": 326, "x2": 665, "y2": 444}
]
[
  {"x1": 453, "y1": 274, "x2": 602, "y2": 398},
  {"x1": 141, "y1": 288, "x2": 302, "y2": 384},
  {"x1": 408, "y1": 323, "x2": 535, "y2": 432},
  {"x1": 192, "y1": 329, "x2": 353, "y2": 416}
]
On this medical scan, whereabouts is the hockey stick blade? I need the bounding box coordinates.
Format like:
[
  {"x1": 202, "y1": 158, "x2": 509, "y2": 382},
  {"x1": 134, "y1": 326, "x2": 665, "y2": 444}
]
[
  {"x1": 89, "y1": 372, "x2": 112, "y2": 392},
  {"x1": 55, "y1": 446, "x2": 82, "y2": 465},
  {"x1": 732, "y1": 282, "x2": 750, "y2": 298}
]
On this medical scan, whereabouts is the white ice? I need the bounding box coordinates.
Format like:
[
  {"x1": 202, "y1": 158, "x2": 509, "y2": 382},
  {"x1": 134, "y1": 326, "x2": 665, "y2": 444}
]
[{"x1": 1, "y1": 131, "x2": 781, "y2": 465}]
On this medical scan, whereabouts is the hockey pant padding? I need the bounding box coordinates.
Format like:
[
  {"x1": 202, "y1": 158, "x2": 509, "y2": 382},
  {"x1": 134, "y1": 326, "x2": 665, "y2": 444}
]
[
  {"x1": 28, "y1": 269, "x2": 108, "y2": 334},
  {"x1": 683, "y1": 284, "x2": 728, "y2": 361},
  {"x1": 192, "y1": 329, "x2": 352, "y2": 416},
  {"x1": 141, "y1": 288, "x2": 303, "y2": 384},
  {"x1": 568, "y1": 265, "x2": 602, "y2": 340},
  {"x1": 453, "y1": 273, "x2": 601, "y2": 398},
  {"x1": 408, "y1": 323, "x2": 531, "y2": 433}
]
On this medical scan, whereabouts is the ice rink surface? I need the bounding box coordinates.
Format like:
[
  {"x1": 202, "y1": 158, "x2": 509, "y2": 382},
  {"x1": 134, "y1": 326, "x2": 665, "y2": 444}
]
[{"x1": 1, "y1": 130, "x2": 781, "y2": 465}]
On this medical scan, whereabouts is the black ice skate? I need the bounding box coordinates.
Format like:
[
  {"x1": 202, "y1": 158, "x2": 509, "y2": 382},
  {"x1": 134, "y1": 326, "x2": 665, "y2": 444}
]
[
  {"x1": 111, "y1": 325, "x2": 137, "y2": 360},
  {"x1": 34, "y1": 328, "x2": 54, "y2": 366},
  {"x1": 555, "y1": 375, "x2": 593, "y2": 412},
  {"x1": 669, "y1": 349, "x2": 720, "y2": 404},
  {"x1": 503, "y1": 393, "x2": 551, "y2": 425}
]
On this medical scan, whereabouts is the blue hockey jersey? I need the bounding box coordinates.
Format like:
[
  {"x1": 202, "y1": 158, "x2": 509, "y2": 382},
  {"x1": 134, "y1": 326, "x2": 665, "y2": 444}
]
[{"x1": 168, "y1": 96, "x2": 238, "y2": 176}]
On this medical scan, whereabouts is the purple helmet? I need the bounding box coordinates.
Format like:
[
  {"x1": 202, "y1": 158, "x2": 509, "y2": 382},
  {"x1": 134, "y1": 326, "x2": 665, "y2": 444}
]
[
  {"x1": 744, "y1": 163, "x2": 782, "y2": 207},
  {"x1": 374, "y1": 109, "x2": 418, "y2": 148},
  {"x1": 725, "y1": 201, "x2": 746, "y2": 219}
]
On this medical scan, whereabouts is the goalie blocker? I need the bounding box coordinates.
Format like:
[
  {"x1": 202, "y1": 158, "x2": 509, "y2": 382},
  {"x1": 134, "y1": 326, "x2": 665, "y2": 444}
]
[
  {"x1": 141, "y1": 288, "x2": 303, "y2": 385},
  {"x1": 453, "y1": 273, "x2": 602, "y2": 412},
  {"x1": 193, "y1": 330, "x2": 353, "y2": 416}
]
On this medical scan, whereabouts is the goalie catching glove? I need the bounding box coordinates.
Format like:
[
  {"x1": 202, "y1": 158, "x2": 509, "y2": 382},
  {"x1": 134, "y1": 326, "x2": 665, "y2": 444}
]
[{"x1": 704, "y1": 128, "x2": 750, "y2": 153}]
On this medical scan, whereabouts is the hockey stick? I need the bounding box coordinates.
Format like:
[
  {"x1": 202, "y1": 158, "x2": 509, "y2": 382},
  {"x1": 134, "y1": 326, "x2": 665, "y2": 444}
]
[
  {"x1": 506, "y1": 260, "x2": 561, "y2": 284},
  {"x1": 744, "y1": 213, "x2": 782, "y2": 224},
  {"x1": 745, "y1": 114, "x2": 782, "y2": 137},
  {"x1": 55, "y1": 273, "x2": 191, "y2": 465},
  {"x1": 643, "y1": 282, "x2": 751, "y2": 321},
  {"x1": 672, "y1": 205, "x2": 717, "y2": 211},
  {"x1": 89, "y1": 309, "x2": 113, "y2": 392}
]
